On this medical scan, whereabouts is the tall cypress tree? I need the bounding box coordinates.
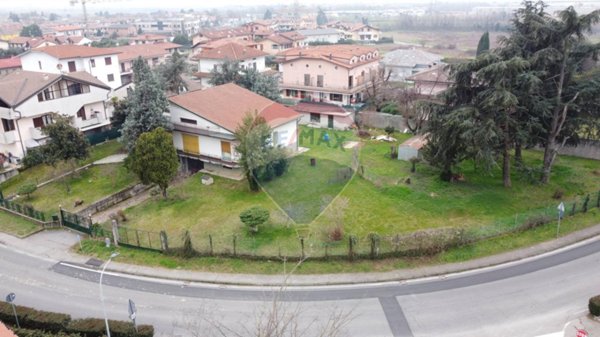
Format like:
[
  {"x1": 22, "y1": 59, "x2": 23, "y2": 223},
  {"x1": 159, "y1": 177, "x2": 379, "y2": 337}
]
[{"x1": 476, "y1": 31, "x2": 490, "y2": 56}]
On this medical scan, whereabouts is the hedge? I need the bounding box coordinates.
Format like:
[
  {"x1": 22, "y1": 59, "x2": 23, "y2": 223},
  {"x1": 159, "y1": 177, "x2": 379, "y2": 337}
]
[
  {"x1": 0, "y1": 301, "x2": 153, "y2": 337},
  {"x1": 11, "y1": 328, "x2": 82, "y2": 337},
  {"x1": 68, "y1": 318, "x2": 153, "y2": 337},
  {"x1": 590, "y1": 295, "x2": 600, "y2": 316}
]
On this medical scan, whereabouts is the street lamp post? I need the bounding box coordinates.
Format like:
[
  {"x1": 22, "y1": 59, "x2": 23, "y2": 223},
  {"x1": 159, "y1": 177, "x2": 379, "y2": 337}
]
[{"x1": 99, "y1": 252, "x2": 119, "y2": 337}]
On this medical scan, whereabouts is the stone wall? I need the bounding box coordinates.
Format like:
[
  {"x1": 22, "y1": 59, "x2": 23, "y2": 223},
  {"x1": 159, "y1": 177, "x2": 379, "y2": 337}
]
[
  {"x1": 359, "y1": 111, "x2": 408, "y2": 131},
  {"x1": 76, "y1": 183, "x2": 151, "y2": 217}
]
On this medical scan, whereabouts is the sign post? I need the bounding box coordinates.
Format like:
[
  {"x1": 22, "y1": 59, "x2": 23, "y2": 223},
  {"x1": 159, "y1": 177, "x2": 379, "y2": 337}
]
[
  {"x1": 128, "y1": 299, "x2": 137, "y2": 333},
  {"x1": 557, "y1": 202, "x2": 565, "y2": 238},
  {"x1": 5, "y1": 292, "x2": 19, "y2": 328}
]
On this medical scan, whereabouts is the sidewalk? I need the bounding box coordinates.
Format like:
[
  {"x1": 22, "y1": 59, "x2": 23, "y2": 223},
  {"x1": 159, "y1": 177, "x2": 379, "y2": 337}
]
[{"x1": 1, "y1": 223, "x2": 600, "y2": 287}]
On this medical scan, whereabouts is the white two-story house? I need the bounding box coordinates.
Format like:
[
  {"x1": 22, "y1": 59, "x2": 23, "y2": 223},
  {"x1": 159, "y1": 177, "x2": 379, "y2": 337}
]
[
  {"x1": 19, "y1": 45, "x2": 123, "y2": 90},
  {"x1": 192, "y1": 42, "x2": 268, "y2": 87},
  {"x1": 0, "y1": 70, "x2": 112, "y2": 160},
  {"x1": 168, "y1": 83, "x2": 299, "y2": 174}
]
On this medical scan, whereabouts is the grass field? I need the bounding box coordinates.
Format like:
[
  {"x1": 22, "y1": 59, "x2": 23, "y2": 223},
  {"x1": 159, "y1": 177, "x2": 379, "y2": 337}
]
[
  {"x1": 0, "y1": 140, "x2": 124, "y2": 197},
  {"x1": 117, "y1": 126, "x2": 600, "y2": 260},
  {"x1": 0, "y1": 210, "x2": 40, "y2": 237}
]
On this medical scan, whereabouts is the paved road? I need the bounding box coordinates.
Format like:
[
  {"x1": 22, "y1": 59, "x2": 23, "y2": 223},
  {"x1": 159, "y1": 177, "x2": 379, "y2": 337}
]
[{"x1": 2, "y1": 237, "x2": 600, "y2": 336}]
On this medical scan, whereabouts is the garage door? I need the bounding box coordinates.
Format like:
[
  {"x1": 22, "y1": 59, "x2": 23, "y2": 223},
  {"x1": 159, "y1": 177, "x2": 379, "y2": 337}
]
[{"x1": 182, "y1": 133, "x2": 199, "y2": 155}]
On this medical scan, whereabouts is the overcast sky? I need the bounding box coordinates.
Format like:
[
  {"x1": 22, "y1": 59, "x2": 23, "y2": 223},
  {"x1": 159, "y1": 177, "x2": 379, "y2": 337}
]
[{"x1": 3, "y1": 0, "x2": 596, "y2": 11}]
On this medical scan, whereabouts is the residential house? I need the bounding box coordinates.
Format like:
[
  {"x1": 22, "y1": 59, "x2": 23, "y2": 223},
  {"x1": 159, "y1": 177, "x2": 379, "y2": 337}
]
[
  {"x1": 244, "y1": 20, "x2": 275, "y2": 33},
  {"x1": 168, "y1": 83, "x2": 299, "y2": 173},
  {"x1": 192, "y1": 28, "x2": 251, "y2": 47},
  {"x1": 0, "y1": 39, "x2": 9, "y2": 50},
  {"x1": 0, "y1": 70, "x2": 112, "y2": 160},
  {"x1": 19, "y1": 45, "x2": 123, "y2": 90},
  {"x1": 297, "y1": 29, "x2": 343, "y2": 44},
  {"x1": 53, "y1": 25, "x2": 85, "y2": 37},
  {"x1": 290, "y1": 102, "x2": 354, "y2": 130},
  {"x1": 135, "y1": 18, "x2": 201, "y2": 36},
  {"x1": 111, "y1": 42, "x2": 181, "y2": 84},
  {"x1": 256, "y1": 31, "x2": 305, "y2": 55},
  {"x1": 345, "y1": 24, "x2": 381, "y2": 42},
  {"x1": 128, "y1": 34, "x2": 170, "y2": 45},
  {"x1": 0, "y1": 57, "x2": 21, "y2": 76},
  {"x1": 276, "y1": 45, "x2": 381, "y2": 106},
  {"x1": 382, "y1": 48, "x2": 443, "y2": 81},
  {"x1": 8, "y1": 37, "x2": 32, "y2": 50},
  {"x1": 192, "y1": 42, "x2": 269, "y2": 87},
  {"x1": 406, "y1": 64, "x2": 452, "y2": 97}
]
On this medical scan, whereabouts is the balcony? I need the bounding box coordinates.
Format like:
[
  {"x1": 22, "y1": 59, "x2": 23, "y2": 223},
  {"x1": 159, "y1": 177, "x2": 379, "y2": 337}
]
[
  {"x1": 281, "y1": 78, "x2": 376, "y2": 94},
  {"x1": 0, "y1": 131, "x2": 17, "y2": 144},
  {"x1": 29, "y1": 127, "x2": 46, "y2": 140},
  {"x1": 78, "y1": 114, "x2": 102, "y2": 130}
]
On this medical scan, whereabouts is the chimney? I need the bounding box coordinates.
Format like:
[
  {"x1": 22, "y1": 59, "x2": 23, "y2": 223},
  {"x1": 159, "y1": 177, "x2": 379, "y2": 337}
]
[{"x1": 329, "y1": 53, "x2": 332, "y2": 60}]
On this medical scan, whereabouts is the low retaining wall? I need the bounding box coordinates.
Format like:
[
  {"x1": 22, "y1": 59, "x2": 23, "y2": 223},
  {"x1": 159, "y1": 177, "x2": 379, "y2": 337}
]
[
  {"x1": 0, "y1": 168, "x2": 18, "y2": 183},
  {"x1": 76, "y1": 183, "x2": 152, "y2": 217},
  {"x1": 554, "y1": 140, "x2": 600, "y2": 160},
  {"x1": 359, "y1": 111, "x2": 408, "y2": 131}
]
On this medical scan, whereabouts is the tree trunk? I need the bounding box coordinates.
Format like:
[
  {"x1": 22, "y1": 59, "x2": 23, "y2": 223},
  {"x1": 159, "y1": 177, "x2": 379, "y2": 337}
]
[
  {"x1": 514, "y1": 140, "x2": 522, "y2": 164},
  {"x1": 503, "y1": 119, "x2": 512, "y2": 188},
  {"x1": 162, "y1": 186, "x2": 168, "y2": 199}
]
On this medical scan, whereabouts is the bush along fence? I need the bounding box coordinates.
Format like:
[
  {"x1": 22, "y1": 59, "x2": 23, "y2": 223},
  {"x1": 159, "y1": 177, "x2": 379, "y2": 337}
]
[
  {"x1": 84, "y1": 192, "x2": 600, "y2": 262},
  {"x1": 0, "y1": 190, "x2": 57, "y2": 227},
  {"x1": 0, "y1": 301, "x2": 154, "y2": 337}
]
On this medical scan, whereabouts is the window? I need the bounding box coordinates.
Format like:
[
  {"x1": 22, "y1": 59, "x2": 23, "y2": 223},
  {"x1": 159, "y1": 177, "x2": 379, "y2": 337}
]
[
  {"x1": 107, "y1": 74, "x2": 115, "y2": 82},
  {"x1": 317, "y1": 75, "x2": 324, "y2": 87},
  {"x1": 90, "y1": 59, "x2": 96, "y2": 68},
  {"x1": 330, "y1": 93, "x2": 343, "y2": 102},
  {"x1": 310, "y1": 113, "x2": 320, "y2": 123},
  {"x1": 76, "y1": 107, "x2": 86, "y2": 120},
  {"x1": 33, "y1": 115, "x2": 52, "y2": 128},
  {"x1": 121, "y1": 63, "x2": 126, "y2": 72},
  {"x1": 104, "y1": 57, "x2": 112, "y2": 65},
  {"x1": 304, "y1": 74, "x2": 311, "y2": 86},
  {"x1": 67, "y1": 82, "x2": 83, "y2": 95},
  {"x1": 38, "y1": 61, "x2": 42, "y2": 70},
  {"x1": 180, "y1": 118, "x2": 197, "y2": 125},
  {"x1": 68, "y1": 61, "x2": 76, "y2": 72},
  {"x1": 2, "y1": 118, "x2": 15, "y2": 132}
]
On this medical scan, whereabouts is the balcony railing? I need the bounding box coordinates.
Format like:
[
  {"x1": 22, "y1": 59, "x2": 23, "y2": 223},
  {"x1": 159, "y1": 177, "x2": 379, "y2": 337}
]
[
  {"x1": 281, "y1": 78, "x2": 376, "y2": 94},
  {"x1": 78, "y1": 114, "x2": 102, "y2": 129},
  {"x1": 29, "y1": 127, "x2": 46, "y2": 140},
  {"x1": 0, "y1": 131, "x2": 17, "y2": 145}
]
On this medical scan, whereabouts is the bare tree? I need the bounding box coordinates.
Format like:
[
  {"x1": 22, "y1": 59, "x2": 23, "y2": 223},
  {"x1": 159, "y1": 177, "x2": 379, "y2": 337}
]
[{"x1": 363, "y1": 66, "x2": 393, "y2": 112}]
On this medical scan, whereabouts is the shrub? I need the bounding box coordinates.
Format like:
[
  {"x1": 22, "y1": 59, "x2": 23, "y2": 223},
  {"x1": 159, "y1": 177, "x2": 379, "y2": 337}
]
[
  {"x1": 239, "y1": 206, "x2": 269, "y2": 233},
  {"x1": 117, "y1": 209, "x2": 127, "y2": 222},
  {"x1": 552, "y1": 189, "x2": 564, "y2": 199},
  {"x1": 12, "y1": 328, "x2": 81, "y2": 337},
  {"x1": 0, "y1": 302, "x2": 70, "y2": 333},
  {"x1": 179, "y1": 230, "x2": 195, "y2": 258},
  {"x1": 67, "y1": 318, "x2": 153, "y2": 337},
  {"x1": 18, "y1": 183, "x2": 37, "y2": 200},
  {"x1": 357, "y1": 130, "x2": 371, "y2": 138},
  {"x1": 272, "y1": 158, "x2": 288, "y2": 177},
  {"x1": 518, "y1": 215, "x2": 552, "y2": 231},
  {"x1": 381, "y1": 102, "x2": 399, "y2": 114},
  {"x1": 384, "y1": 125, "x2": 395, "y2": 136},
  {"x1": 328, "y1": 226, "x2": 344, "y2": 241},
  {"x1": 589, "y1": 295, "x2": 600, "y2": 316},
  {"x1": 22, "y1": 147, "x2": 46, "y2": 168}
]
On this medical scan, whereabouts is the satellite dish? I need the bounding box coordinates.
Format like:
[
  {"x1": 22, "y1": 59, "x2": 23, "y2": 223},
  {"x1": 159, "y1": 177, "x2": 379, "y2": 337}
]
[{"x1": 57, "y1": 63, "x2": 63, "y2": 70}]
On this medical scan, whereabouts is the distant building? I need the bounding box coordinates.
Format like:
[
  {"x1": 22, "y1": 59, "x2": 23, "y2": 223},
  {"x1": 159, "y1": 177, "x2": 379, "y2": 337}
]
[
  {"x1": 20, "y1": 45, "x2": 123, "y2": 90},
  {"x1": 129, "y1": 34, "x2": 170, "y2": 45},
  {"x1": 277, "y1": 45, "x2": 381, "y2": 106},
  {"x1": 135, "y1": 18, "x2": 200, "y2": 36},
  {"x1": 382, "y1": 48, "x2": 443, "y2": 82},
  {"x1": 0, "y1": 71, "x2": 112, "y2": 159},
  {"x1": 256, "y1": 31, "x2": 306, "y2": 55},
  {"x1": 406, "y1": 65, "x2": 452, "y2": 97},
  {"x1": 111, "y1": 42, "x2": 181, "y2": 84},
  {"x1": 192, "y1": 42, "x2": 269, "y2": 87},
  {"x1": 192, "y1": 27, "x2": 251, "y2": 47},
  {"x1": 53, "y1": 25, "x2": 85, "y2": 37},
  {"x1": 297, "y1": 29, "x2": 343, "y2": 44},
  {"x1": 0, "y1": 57, "x2": 21, "y2": 76},
  {"x1": 327, "y1": 22, "x2": 381, "y2": 42}
]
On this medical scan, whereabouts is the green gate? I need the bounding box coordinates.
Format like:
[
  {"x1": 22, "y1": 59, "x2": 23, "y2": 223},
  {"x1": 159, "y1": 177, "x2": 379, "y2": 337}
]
[{"x1": 60, "y1": 209, "x2": 92, "y2": 235}]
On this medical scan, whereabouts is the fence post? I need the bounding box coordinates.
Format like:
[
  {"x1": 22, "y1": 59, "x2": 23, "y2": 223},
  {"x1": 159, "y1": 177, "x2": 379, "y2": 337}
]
[
  {"x1": 233, "y1": 235, "x2": 237, "y2": 257},
  {"x1": 159, "y1": 230, "x2": 168, "y2": 252},
  {"x1": 209, "y1": 234, "x2": 213, "y2": 256},
  {"x1": 597, "y1": 190, "x2": 600, "y2": 208},
  {"x1": 571, "y1": 201, "x2": 577, "y2": 216},
  {"x1": 135, "y1": 230, "x2": 141, "y2": 246},
  {"x1": 348, "y1": 235, "x2": 356, "y2": 261},
  {"x1": 369, "y1": 233, "x2": 380, "y2": 260},
  {"x1": 300, "y1": 237, "x2": 305, "y2": 259},
  {"x1": 58, "y1": 206, "x2": 64, "y2": 227},
  {"x1": 111, "y1": 220, "x2": 120, "y2": 247},
  {"x1": 583, "y1": 194, "x2": 590, "y2": 213}
]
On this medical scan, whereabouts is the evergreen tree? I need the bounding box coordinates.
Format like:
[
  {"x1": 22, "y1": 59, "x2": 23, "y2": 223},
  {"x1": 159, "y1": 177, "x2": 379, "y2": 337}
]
[
  {"x1": 234, "y1": 113, "x2": 273, "y2": 191},
  {"x1": 316, "y1": 8, "x2": 328, "y2": 26},
  {"x1": 172, "y1": 34, "x2": 191, "y2": 46},
  {"x1": 20, "y1": 24, "x2": 42, "y2": 37},
  {"x1": 210, "y1": 59, "x2": 280, "y2": 100},
  {"x1": 41, "y1": 114, "x2": 89, "y2": 167},
  {"x1": 158, "y1": 51, "x2": 188, "y2": 94},
  {"x1": 120, "y1": 57, "x2": 170, "y2": 152},
  {"x1": 126, "y1": 128, "x2": 179, "y2": 198},
  {"x1": 264, "y1": 9, "x2": 272, "y2": 20},
  {"x1": 476, "y1": 31, "x2": 490, "y2": 56}
]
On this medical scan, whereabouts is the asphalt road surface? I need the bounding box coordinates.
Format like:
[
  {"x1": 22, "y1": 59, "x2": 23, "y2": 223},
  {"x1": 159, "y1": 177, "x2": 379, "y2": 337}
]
[{"x1": 1, "y1": 237, "x2": 600, "y2": 337}]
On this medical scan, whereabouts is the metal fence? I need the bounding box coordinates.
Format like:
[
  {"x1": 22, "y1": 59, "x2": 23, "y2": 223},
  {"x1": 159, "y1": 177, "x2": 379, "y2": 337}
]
[{"x1": 0, "y1": 197, "x2": 47, "y2": 222}]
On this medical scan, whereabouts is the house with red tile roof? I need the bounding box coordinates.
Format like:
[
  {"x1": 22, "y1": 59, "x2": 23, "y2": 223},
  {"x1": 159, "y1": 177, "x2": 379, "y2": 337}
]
[
  {"x1": 0, "y1": 57, "x2": 21, "y2": 76},
  {"x1": 0, "y1": 70, "x2": 112, "y2": 160},
  {"x1": 168, "y1": 83, "x2": 299, "y2": 173},
  {"x1": 406, "y1": 64, "x2": 452, "y2": 97},
  {"x1": 19, "y1": 45, "x2": 123, "y2": 89},
  {"x1": 256, "y1": 31, "x2": 306, "y2": 55},
  {"x1": 191, "y1": 42, "x2": 269, "y2": 87},
  {"x1": 110, "y1": 42, "x2": 181, "y2": 84},
  {"x1": 276, "y1": 45, "x2": 381, "y2": 106}
]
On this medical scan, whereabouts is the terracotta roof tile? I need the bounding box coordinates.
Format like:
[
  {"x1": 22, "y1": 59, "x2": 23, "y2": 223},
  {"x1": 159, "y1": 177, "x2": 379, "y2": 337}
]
[
  {"x1": 169, "y1": 83, "x2": 298, "y2": 132},
  {"x1": 33, "y1": 45, "x2": 120, "y2": 60},
  {"x1": 0, "y1": 57, "x2": 21, "y2": 69},
  {"x1": 407, "y1": 65, "x2": 452, "y2": 83},
  {"x1": 197, "y1": 42, "x2": 267, "y2": 61},
  {"x1": 111, "y1": 42, "x2": 181, "y2": 62},
  {"x1": 276, "y1": 45, "x2": 379, "y2": 69},
  {"x1": 291, "y1": 102, "x2": 346, "y2": 115}
]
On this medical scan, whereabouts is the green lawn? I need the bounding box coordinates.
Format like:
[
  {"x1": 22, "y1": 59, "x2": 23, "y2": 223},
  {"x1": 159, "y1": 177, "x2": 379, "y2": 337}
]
[
  {"x1": 0, "y1": 140, "x2": 124, "y2": 197},
  {"x1": 15, "y1": 163, "x2": 135, "y2": 216},
  {"x1": 103, "y1": 126, "x2": 600, "y2": 261},
  {"x1": 0, "y1": 210, "x2": 40, "y2": 237}
]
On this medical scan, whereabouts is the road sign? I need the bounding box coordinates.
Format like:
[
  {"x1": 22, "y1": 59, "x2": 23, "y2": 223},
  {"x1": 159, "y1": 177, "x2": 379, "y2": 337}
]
[
  {"x1": 5, "y1": 293, "x2": 15, "y2": 303},
  {"x1": 576, "y1": 328, "x2": 588, "y2": 337},
  {"x1": 128, "y1": 299, "x2": 136, "y2": 317}
]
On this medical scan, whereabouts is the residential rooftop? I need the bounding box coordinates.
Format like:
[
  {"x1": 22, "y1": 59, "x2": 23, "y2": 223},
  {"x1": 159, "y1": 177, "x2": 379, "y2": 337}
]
[
  {"x1": 276, "y1": 45, "x2": 380, "y2": 69},
  {"x1": 28, "y1": 45, "x2": 120, "y2": 60},
  {"x1": 194, "y1": 42, "x2": 267, "y2": 61},
  {"x1": 111, "y1": 42, "x2": 181, "y2": 62}
]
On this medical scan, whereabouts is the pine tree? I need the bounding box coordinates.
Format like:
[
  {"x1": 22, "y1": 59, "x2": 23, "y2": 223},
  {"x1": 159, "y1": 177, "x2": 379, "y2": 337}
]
[
  {"x1": 316, "y1": 8, "x2": 328, "y2": 26},
  {"x1": 476, "y1": 31, "x2": 490, "y2": 56},
  {"x1": 120, "y1": 57, "x2": 170, "y2": 152},
  {"x1": 264, "y1": 9, "x2": 272, "y2": 20}
]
